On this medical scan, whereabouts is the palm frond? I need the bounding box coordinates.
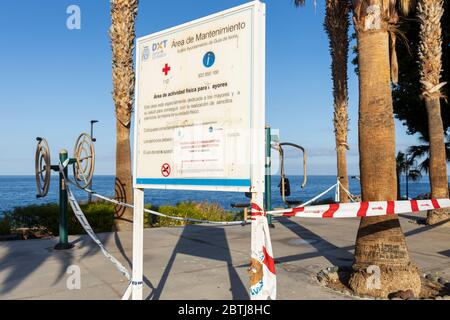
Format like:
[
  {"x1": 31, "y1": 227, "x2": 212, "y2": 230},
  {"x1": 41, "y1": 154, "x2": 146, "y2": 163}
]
[
  {"x1": 446, "y1": 141, "x2": 450, "y2": 161},
  {"x1": 408, "y1": 169, "x2": 422, "y2": 181},
  {"x1": 407, "y1": 144, "x2": 429, "y2": 160},
  {"x1": 294, "y1": 0, "x2": 316, "y2": 10},
  {"x1": 294, "y1": 0, "x2": 306, "y2": 7},
  {"x1": 418, "y1": 157, "x2": 430, "y2": 174}
]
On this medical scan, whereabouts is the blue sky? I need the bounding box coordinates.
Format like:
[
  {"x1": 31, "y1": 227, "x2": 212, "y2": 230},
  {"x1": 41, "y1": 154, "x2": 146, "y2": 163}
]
[{"x1": 0, "y1": 0, "x2": 429, "y2": 175}]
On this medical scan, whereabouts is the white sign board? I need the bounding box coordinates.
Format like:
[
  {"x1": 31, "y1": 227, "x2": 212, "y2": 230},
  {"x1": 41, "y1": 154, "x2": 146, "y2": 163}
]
[{"x1": 133, "y1": 1, "x2": 265, "y2": 192}]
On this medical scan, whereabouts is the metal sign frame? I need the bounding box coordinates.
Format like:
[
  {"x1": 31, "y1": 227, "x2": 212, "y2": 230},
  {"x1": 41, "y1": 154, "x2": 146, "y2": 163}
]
[
  {"x1": 130, "y1": 0, "x2": 266, "y2": 300},
  {"x1": 133, "y1": 1, "x2": 264, "y2": 193}
]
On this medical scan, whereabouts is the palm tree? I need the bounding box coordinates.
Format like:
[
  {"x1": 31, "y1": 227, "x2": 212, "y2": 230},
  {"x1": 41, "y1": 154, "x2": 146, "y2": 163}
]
[
  {"x1": 346, "y1": 0, "x2": 422, "y2": 298},
  {"x1": 296, "y1": 4, "x2": 351, "y2": 198},
  {"x1": 408, "y1": 134, "x2": 450, "y2": 174},
  {"x1": 110, "y1": 0, "x2": 138, "y2": 230},
  {"x1": 417, "y1": 0, "x2": 449, "y2": 225},
  {"x1": 295, "y1": 0, "x2": 351, "y2": 203},
  {"x1": 324, "y1": 0, "x2": 351, "y2": 203},
  {"x1": 295, "y1": 0, "x2": 421, "y2": 298},
  {"x1": 294, "y1": 0, "x2": 350, "y2": 203},
  {"x1": 396, "y1": 151, "x2": 423, "y2": 199}
]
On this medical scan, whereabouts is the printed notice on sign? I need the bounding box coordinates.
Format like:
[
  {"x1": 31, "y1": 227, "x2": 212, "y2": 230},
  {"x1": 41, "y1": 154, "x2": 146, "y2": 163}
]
[{"x1": 134, "y1": 2, "x2": 263, "y2": 191}]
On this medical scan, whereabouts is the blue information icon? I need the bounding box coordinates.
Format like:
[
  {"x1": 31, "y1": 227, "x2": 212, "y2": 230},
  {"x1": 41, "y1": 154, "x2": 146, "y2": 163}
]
[{"x1": 203, "y1": 51, "x2": 215, "y2": 68}]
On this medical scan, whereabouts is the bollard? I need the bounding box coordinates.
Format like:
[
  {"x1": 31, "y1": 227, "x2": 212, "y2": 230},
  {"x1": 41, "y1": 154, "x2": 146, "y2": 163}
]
[
  {"x1": 54, "y1": 149, "x2": 74, "y2": 250},
  {"x1": 265, "y1": 126, "x2": 274, "y2": 228}
]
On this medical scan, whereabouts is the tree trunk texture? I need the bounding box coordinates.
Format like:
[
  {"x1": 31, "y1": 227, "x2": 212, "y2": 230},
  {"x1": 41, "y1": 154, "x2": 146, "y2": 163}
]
[
  {"x1": 425, "y1": 97, "x2": 449, "y2": 224},
  {"x1": 110, "y1": 0, "x2": 138, "y2": 231},
  {"x1": 115, "y1": 120, "x2": 134, "y2": 230},
  {"x1": 417, "y1": 0, "x2": 449, "y2": 225},
  {"x1": 349, "y1": 29, "x2": 420, "y2": 298},
  {"x1": 337, "y1": 146, "x2": 350, "y2": 202},
  {"x1": 325, "y1": 0, "x2": 350, "y2": 203}
]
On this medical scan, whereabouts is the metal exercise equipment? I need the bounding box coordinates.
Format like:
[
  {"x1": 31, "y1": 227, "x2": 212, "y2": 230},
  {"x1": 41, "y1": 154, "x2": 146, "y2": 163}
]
[
  {"x1": 73, "y1": 133, "x2": 96, "y2": 190},
  {"x1": 234, "y1": 128, "x2": 308, "y2": 221},
  {"x1": 35, "y1": 138, "x2": 51, "y2": 198},
  {"x1": 34, "y1": 133, "x2": 95, "y2": 250},
  {"x1": 275, "y1": 142, "x2": 307, "y2": 207}
]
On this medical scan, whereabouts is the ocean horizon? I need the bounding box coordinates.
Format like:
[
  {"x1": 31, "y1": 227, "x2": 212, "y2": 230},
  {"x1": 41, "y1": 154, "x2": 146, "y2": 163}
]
[{"x1": 0, "y1": 175, "x2": 443, "y2": 215}]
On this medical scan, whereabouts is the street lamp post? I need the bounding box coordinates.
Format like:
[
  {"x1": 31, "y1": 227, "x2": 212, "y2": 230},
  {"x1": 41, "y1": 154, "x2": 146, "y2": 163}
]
[{"x1": 88, "y1": 120, "x2": 98, "y2": 203}]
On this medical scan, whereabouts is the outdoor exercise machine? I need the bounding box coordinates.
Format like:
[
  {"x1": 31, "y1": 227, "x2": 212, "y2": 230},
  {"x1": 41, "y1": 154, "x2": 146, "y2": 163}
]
[
  {"x1": 34, "y1": 133, "x2": 95, "y2": 250},
  {"x1": 274, "y1": 141, "x2": 307, "y2": 207},
  {"x1": 233, "y1": 126, "x2": 308, "y2": 226}
]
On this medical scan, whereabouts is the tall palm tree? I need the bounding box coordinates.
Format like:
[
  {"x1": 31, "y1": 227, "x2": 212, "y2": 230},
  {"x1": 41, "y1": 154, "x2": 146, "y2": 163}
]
[
  {"x1": 347, "y1": 0, "x2": 421, "y2": 298},
  {"x1": 295, "y1": 0, "x2": 350, "y2": 203},
  {"x1": 110, "y1": 0, "x2": 138, "y2": 231},
  {"x1": 417, "y1": 0, "x2": 449, "y2": 225},
  {"x1": 294, "y1": 0, "x2": 421, "y2": 297},
  {"x1": 324, "y1": 0, "x2": 351, "y2": 203}
]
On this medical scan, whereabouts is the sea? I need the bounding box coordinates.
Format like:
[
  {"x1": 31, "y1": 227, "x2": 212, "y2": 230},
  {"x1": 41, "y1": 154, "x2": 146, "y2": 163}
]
[{"x1": 0, "y1": 175, "x2": 439, "y2": 215}]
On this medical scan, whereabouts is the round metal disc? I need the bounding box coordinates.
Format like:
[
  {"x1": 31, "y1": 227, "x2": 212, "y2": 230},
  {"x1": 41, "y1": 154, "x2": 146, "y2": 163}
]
[
  {"x1": 35, "y1": 138, "x2": 51, "y2": 197},
  {"x1": 73, "y1": 133, "x2": 95, "y2": 189}
]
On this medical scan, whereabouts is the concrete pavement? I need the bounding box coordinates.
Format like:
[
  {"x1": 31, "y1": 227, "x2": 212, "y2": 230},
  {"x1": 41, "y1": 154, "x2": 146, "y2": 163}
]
[{"x1": 0, "y1": 212, "x2": 448, "y2": 300}]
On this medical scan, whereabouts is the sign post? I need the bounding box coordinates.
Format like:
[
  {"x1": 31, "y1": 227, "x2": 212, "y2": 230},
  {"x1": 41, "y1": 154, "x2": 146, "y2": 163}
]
[
  {"x1": 131, "y1": 188, "x2": 144, "y2": 300},
  {"x1": 131, "y1": 0, "x2": 274, "y2": 300}
]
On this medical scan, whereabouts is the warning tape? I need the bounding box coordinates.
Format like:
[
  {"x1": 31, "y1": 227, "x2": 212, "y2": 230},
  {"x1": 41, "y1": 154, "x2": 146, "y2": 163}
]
[
  {"x1": 263, "y1": 198, "x2": 450, "y2": 218},
  {"x1": 80, "y1": 187, "x2": 249, "y2": 226},
  {"x1": 59, "y1": 163, "x2": 131, "y2": 282},
  {"x1": 299, "y1": 183, "x2": 338, "y2": 207},
  {"x1": 66, "y1": 164, "x2": 450, "y2": 222},
  {"x1": 337, "y1": 181, "x2": 358, "y2": 202}
]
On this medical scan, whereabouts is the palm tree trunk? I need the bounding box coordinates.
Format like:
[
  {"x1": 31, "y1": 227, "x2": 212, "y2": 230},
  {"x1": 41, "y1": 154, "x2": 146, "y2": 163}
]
[
  {"x1": 425, "y1": 98, "x2": 449, "y2": 223},
  {"x1": 337, "y1": 146, "x2": 349, "y2": 202},
  {"x1": 396, "y1": 169, "x2": 401, "y2": 200},
  {"x1": 325, "y1": 0, "x2": 350, "y2": 203},
  {"x1": 110, "y1": 0, "x2": 138, "y2": 231},
  {"x1": 348, "y1": 2, "x2": 420, "y2": 297},
  {"x1": 417, "y1": 0, "x2": 449, "y2": 225},
  {"x1": 115, "y1": 119, "x2": 134, "y2": 229},
  {"x1": 406, "y1": 170, "x2": 409, "y2": 199}
]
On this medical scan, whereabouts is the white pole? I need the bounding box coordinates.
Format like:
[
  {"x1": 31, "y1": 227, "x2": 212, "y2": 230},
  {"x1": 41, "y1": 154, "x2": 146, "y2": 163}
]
[
  {"x1": 335, "y1": 178, "x2": 340, "y2": 203},
  {"x1": 132, "y1": 188, "x2": 144, "y2": 300}
]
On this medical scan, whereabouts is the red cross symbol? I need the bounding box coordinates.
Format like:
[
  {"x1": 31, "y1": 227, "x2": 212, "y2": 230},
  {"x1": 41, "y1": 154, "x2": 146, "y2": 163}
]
[
  {"x1": 162, "y1": 63, "x2": 171, "y2": 76},
  {"x1": 161, "y1": 163, "x2": 171, "y2": 177}
]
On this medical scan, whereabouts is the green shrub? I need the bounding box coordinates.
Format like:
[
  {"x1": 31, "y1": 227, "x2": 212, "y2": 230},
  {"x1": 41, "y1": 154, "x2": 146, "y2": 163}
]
[
  {"x1": 70, "y1": 202, "x2": 115, "y2": 234},
  {"x1": 5, "y1": 201, "x2": 234, "y2": 236},
  {"x1": 7, "y1": 202, "x2": 115, "y2": 236},
  {"x1": 145, "y1": 201, "x2": 234, "y2": 227},
  {"x1": 0, "y1": 215, "x2": 11, "y2": 235}
]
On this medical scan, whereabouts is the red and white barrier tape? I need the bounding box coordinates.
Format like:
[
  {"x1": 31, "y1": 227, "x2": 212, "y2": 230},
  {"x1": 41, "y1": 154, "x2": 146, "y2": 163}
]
[
  {"x1": 261, "y1": 198, "x2": 450, "y2": 219},
  {"x1": 250, "y1": 202, "x2": 276, "y2": 300}
]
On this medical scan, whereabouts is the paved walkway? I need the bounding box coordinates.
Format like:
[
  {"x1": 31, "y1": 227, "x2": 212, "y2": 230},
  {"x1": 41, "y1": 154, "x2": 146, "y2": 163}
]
[{"x1": 0, "y1": 213, "x2": 448, "y2": 299}]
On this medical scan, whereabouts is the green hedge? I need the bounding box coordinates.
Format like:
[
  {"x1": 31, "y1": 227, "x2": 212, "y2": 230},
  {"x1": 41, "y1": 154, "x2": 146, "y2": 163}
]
[
  {"x1": 145, "y1": 201, "x2": 234, "y2": 227},
  {"x1": 6, "y1": 202, "x2": 115, "y2": 236},
  {"x1": 0, "y1": 215, "x2": 11, "y2": 235},
  {"x1": 2, "y1": 201, "x2": 236, "y2": 238}
]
